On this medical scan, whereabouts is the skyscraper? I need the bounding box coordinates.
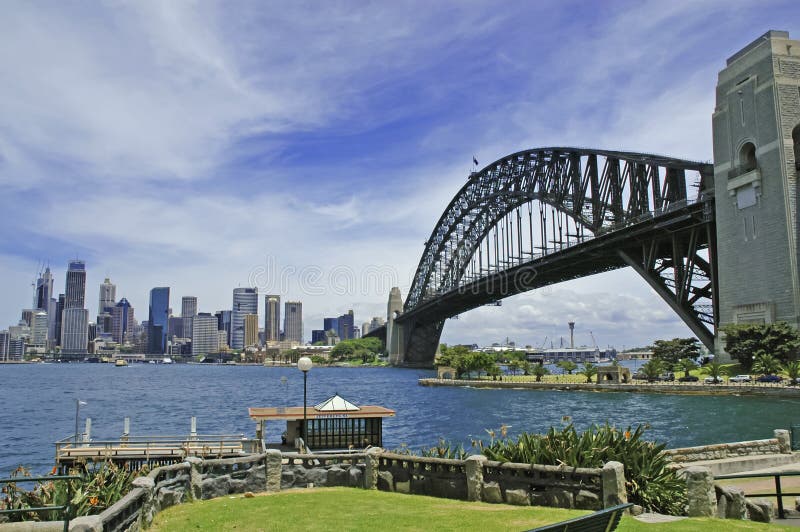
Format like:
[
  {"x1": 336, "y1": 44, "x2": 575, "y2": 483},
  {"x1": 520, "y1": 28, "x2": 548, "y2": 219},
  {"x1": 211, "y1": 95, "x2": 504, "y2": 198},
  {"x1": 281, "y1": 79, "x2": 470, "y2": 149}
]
[
  {"x1": 65, "y1": 261, "x2": 86, "y2": 309},
  {"x1": 244, "y1": 314, "x2": 259, "y2": 347},
  {"x1": 192, "y1": 313, "x2": 218, "y2": 356},
  {"x1": 54, "y1": 294, "x2": 65, "y2": 346},
  {"x1": 215, "y1": 310, "x2": 232, "y2": 347},
  {"x1": 61, "y1": 260, "x2": 88, "y2": 355},
  {"x1": 323, "y1": 317, "x2": 338, "y2": 335},
  {"x1": 283, "y1": 301, "x2": 302, "y2": 344},
  {"x1": 231, "y1": 288, "x2": 257, "y2": 350},
  {"x1": 98, "y1": 278, "x2": 116, "y2": 316},
  {"x1": 30, "y1": 311, "x2": 48, "y2": 347},
  {"x1": 111, "y1": 298, "x2": 134, "y2": 344},
  {"x1": 148, "y1": 287, "x2": 170, "y2": 354},
  {"x1": 35, "y1": 267, "x2": 54, "y2": 311},
  {"x1": 264, "y1": 295, "x2": 281, "y2": 342},
  {"x1": 337, "y1": 310, "x2": 355, "y2": 341},
  {"x1": 181, "y1": 296, "x2": 198, "y2": 340}
]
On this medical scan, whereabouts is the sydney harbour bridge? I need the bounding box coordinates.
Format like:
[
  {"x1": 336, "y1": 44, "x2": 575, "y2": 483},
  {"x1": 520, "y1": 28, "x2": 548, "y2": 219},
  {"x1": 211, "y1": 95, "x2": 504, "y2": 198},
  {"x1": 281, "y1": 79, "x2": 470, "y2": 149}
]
[{"x1": 368, "y1": 30, "x2": 800, "y2": 367}]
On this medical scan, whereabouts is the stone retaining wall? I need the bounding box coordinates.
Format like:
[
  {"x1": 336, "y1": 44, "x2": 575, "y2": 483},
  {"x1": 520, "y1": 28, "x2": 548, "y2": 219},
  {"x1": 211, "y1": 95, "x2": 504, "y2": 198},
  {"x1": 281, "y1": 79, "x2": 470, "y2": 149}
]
[{"x1": 665, "y1": 430, "x2": 791, "y2": 463}]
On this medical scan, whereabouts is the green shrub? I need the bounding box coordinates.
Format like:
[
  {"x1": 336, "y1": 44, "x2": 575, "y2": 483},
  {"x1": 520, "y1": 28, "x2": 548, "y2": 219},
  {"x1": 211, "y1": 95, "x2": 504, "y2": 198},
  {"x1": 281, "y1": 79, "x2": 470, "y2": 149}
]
[{"x1": 476, "y1": 423, "x2": 686, "y2": 515}]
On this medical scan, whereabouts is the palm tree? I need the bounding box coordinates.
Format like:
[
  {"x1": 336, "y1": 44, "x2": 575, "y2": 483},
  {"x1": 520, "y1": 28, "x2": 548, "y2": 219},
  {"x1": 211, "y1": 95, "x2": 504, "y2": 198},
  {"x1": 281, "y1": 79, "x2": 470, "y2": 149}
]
[
  {"x1": 531, "y1": 364, "x2": 549, "y2": 382},
  {"x1": 752, "y1": 353, "x2": 782, "y2": 376},
  {"x1": 486, "y1": 364, "x2": 502, "y2": 381},
  {"x1": 674, "y1": 357, "x2": 698, "y2": 378},
  {"x1": 784, "y1": 360, "x2": 800, "y2": 386},
  {"x1": 640, "y1": 359, "x2": 665, "y2": 382},
  {"x1": 508, "y1": 360, "x2": 521, "y2": 376},
  {"x1": 702, "y1": 361, "x2": 726, "y2": 383},
  {"x1": 579, "y1": 362, "x2": 598, "y2": 383}
]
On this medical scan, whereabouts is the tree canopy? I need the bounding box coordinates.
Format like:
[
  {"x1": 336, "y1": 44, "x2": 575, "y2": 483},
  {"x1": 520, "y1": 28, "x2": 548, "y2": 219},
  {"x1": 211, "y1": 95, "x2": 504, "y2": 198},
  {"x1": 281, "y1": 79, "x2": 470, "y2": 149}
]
[
  {"x1": 721, "y1": 322, "x2": 800, "y2": 369},
  {"x1": 330, "y1": 337, "x2": 384, "y2": 363},
  {"x1": 651, "y1": 338, "x2": 700, "y2": 365}
]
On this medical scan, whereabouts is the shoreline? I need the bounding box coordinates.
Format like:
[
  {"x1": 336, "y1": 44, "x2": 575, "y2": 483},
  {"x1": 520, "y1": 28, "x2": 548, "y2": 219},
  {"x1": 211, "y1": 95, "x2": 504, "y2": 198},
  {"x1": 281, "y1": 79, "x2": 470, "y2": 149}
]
[{"x1": 419, "y1": 378, "x2": 800, "y2": 397}]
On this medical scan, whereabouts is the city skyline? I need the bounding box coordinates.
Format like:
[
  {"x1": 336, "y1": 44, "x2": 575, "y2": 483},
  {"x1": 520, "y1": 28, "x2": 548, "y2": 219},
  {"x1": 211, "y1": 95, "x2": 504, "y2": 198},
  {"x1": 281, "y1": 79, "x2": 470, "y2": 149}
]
[{"x1": 2, "y1": 3, "x2": 800, "y2": 349}]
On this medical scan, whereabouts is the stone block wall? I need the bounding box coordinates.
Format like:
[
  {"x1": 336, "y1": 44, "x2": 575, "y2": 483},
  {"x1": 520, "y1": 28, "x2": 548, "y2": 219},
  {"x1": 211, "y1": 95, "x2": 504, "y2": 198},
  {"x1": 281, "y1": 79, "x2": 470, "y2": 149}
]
[
  {"x1": 664, "y1": 438, "x2": 783, "y2": 463},
  {"x1": 280, "y1": 453, "x2": 366, "y2": 489}
]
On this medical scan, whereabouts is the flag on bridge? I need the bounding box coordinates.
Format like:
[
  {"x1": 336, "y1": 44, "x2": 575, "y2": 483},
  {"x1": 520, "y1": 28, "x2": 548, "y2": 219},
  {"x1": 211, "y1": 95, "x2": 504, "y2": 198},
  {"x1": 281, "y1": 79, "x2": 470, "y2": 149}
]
[{"x1": 473, "y1": 156, "x2": 479, "y2": 166}]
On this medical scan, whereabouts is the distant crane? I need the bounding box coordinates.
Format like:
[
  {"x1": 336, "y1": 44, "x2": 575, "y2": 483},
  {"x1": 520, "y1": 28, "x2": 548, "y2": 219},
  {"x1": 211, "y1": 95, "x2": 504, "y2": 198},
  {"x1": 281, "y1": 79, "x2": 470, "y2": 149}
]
[{"x1": 589, "y1": 331, "x2": 598, "y2": 349}]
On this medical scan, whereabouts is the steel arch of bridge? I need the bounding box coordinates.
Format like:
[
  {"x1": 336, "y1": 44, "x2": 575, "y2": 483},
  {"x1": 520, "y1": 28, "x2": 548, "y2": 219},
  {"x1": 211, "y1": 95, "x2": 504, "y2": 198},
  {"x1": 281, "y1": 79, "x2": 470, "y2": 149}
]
[{"x1": 395, "y1": 147, "x2": 717, "y2": 365}]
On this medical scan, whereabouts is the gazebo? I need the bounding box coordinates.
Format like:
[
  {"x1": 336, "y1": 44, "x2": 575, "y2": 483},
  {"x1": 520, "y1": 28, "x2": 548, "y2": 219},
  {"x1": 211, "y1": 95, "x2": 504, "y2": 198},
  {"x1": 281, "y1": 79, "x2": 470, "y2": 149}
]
[{"x1": 249, "y1": 394, "x2": 395, "y2": 451}]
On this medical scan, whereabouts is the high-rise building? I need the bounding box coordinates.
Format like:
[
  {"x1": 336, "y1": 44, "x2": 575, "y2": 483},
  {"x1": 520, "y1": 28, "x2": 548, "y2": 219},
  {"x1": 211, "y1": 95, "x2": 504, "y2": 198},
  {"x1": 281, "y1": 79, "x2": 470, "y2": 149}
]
[
  {"x1": 323, "y1": 317, "x2": 338, "y2": 335},
  {"x1": 311, "y1": 330, "x2": 326, "y2": 344},
  {"x1": 283, "y1": 301, "x2": 302, "y2": 343},
  {"x1": 148, "y1": 287, "x2": 170, "y2": 354},
  {"x1": 264, "y1": 295, "x2": 281, "y2": 342},
  {"x1": 337, "y1": 310, "x2": 355, "y2": 341},
  {"x1": 0, "y1": 330, "x2": 9, "y2": 361},
  {"x1": 231, "y1": 288, "x2": 257, "y2": 350},
  {"x1": 61, "y1": 308, "x2": 88, "y2": 354},
  {"x1": 215, "y1": 310, "x2": 232, "y2": 347},
  {"x1": 167, "y1": 316, "x2": 184, "y2": 339},
  {"x1": 244, "y1": 314, "x2": 259, "y2": 347},
  {"x1": 21, "y1": 309, "x2": 34, "y2": 327},
  {"x1": 112, "y1": 298, "x2": 134, "y2": 344},
  {"x1": 181, "y1": 296, "x2": 198, "y2": 341},
  {"x1": 30, "y1": 311, "x2": 48, "y2": 347},
  {"x1": 54, "y1": 294, "x2": 65, "y2": 346},
  {"x1": 192, "y1": 313, "x2": 219, "y2": 356},
  {"x1": 65, "y1": 261, "x2": 86, "y2": 309},
  {"x1": 35, "y1": 267, "x2": 54, "y2": 311},
  {"x1": 98, "y1": 278, "x2": 116, "y2": 317}
]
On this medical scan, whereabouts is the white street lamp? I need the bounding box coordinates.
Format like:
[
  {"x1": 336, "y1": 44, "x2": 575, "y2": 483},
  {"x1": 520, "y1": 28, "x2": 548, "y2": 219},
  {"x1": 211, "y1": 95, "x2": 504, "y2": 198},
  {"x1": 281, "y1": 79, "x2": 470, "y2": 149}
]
[{"x1": 297, "y1": 356, "x2": 313, "y2": 448}]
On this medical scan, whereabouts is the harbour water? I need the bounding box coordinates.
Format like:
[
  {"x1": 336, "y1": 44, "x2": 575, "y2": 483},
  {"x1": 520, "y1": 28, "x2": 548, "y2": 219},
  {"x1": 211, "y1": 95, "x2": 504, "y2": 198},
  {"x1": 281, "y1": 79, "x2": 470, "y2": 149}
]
[{"x1": 2, "y1": 363, "x2": 799, "y2": 476}]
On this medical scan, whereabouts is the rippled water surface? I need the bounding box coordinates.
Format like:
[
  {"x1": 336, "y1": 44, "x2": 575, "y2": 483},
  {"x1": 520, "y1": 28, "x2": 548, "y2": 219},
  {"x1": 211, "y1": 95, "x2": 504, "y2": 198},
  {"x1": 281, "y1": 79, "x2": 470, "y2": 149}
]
[{"x1": 2, "y1": 363, "x2": 798, "y2": 475}]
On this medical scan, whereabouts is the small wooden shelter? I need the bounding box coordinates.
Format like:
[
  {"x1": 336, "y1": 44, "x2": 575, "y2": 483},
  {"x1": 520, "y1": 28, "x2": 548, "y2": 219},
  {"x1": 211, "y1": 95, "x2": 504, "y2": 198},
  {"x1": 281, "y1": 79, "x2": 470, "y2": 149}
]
[{"x1": 249, "y1": 394, "x2": 395, "y2": 450}]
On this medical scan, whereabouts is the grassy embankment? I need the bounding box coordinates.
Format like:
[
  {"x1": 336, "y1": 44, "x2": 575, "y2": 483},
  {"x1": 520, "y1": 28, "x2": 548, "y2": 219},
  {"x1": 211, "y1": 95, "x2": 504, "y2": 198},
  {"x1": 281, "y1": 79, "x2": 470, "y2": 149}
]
[{"x1": 150, "y1": 488, "x2": 796, "y2": 531}]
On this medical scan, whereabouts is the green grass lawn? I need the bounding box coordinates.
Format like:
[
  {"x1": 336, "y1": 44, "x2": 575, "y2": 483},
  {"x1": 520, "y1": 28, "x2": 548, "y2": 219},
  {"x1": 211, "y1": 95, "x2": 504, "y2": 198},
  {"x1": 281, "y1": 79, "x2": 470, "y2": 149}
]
[{"x1": 150, "y1": 487, "x2": 796, "y2": 531}]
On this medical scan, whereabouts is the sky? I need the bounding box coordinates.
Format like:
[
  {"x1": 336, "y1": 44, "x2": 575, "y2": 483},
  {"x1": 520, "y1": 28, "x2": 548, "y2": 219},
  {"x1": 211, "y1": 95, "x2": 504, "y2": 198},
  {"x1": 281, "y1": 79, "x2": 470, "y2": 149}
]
[{"x1": 1, "y1": 1, "x2": 799, "y2": 349}]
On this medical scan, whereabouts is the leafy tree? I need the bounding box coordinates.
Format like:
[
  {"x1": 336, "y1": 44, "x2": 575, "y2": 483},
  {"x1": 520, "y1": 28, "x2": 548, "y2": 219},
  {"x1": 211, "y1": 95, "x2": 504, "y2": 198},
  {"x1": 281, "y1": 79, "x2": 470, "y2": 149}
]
[
  {"x1": 519, "y1": 360, "x2": 532, "y2": 376},
  {"x1": 486, "y1": 364, "x2": 502, "y2": 381},
  {"x1": 557, "y1": 360, "x2": 578, "y2": 375},
  {"x1": 507, "y1": 360, "x2": 522, "y2": 376},
  {"x1": 652, "y1": 338, "x2": 700, "y2": 365},
  {"x1": 579, "y1": 362, "x2": 598, "y2": 383},
  {"x1": 674, "y1": 357, "x2": 698, "y2": 378},
  {"x1": 752, "y1": 353, "x2": 782, "y2": 376},
  {"x1": 640, "y1": 359, "x2": 665, "y2": 382},
  {"x1": 466, "y1": 352, "x2": 498, "y2": 378},
  {"x1": 330, "y1": 337, "x2": 384, "y2": 363},
  {"x1": 531, "y1": 364, "x2": 549, "y2": 382},
  {"x1": 784, "y1": 360, "x2": 800, "y2": 386},
  {"x1": 721, "y1": 322, "x2": 800, "y2": 369}
]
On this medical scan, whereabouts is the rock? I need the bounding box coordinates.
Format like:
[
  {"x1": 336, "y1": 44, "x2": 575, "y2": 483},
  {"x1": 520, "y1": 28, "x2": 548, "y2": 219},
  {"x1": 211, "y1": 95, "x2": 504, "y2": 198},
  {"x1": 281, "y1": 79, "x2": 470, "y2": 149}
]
[
  {"x1": 716, "y1": 492, "x2": 727, "y2": 519},
  {"x1": 795, "y1": 496, "x2": 800, "y2": 511},
  {"x1": 69, "y1": 515, "x2": 104, "y2": 532},
  {"x1": 684, "y1": 466, "x2": 716, "y2": 517},
  {"x1": 244, "y1": 491, "x2": 255, "y2": 498},
  {"x1": 348, "y1": 466, "x2": 363, "y2": 488},
  {"x1": 201, "y1": 476, "x2": 231, "y2": 500},
  {"x1": 281, "y1": 470, "x2": 296, "y2": 489},
  {"x1": 575, "y1": 489, "x2": 601, "y2": 510},
  {"x1": 395, "y1": 480, "x2": 411, "y2": 493},
  {"x1": 481, "y1": 481, "x2": 502, "y2": 503},
  {"x1": 530, "y1": 491, "x2": 547, "y2": 507},
  {"x1": 716, "y1": 486, "x2": 747, "y2": 520},
  {"x1": 505, "y1": 489, "x2": 530, "y2": 506},
  {"x1": 544, "y1": 488, "x2": 574, "y2": 509},
  {"x1": 327, "y1": 466, "x2": 349, "y2": 487},
  {"x1": 377, "y1": 470, "x2": 394, "y2": 491},
  {"x1": 305, "y1": 467, "x2": 328, "y2": 487},
  {"x1": 156, "y1": 486, "x2": 185, "y2": 510},
  {"x1": 746, "y1": 499, "x2": 773, "y2": 523},
  {"x1": 630, "y1": 505, "x2": 644, "y2": 516}
]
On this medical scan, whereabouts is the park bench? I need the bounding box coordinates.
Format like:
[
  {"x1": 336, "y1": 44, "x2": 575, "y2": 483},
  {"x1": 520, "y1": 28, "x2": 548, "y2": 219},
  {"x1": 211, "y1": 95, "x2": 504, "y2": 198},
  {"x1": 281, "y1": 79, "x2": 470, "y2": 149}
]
[{"x1": 527, "y1": 503, "x2": 633, "y2": 532}]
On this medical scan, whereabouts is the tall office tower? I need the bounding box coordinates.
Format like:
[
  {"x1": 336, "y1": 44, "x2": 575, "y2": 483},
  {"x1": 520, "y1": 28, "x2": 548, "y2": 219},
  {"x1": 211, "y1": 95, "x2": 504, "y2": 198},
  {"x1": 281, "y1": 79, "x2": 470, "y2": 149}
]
[
  {"x1": 97, "y1": 313, "x2": 113, "y2": 336},
  {"x1": 167, "y1": 317, "x2": 184, "y2": 339},
  {"x1": 61, "y1": 308, "x2": 88, "y2": 354},
  {"x1": 712, "y1": 30, "x2": 800, "y2": 350},
  {"x1": 111, "y1": 298, "x2": 134, "y2": 344},
  {"x1": 181, "y1": 296, "x2": 198, "y2": 340},
  {"x1": 369, "y1": 316, "x2": 386, "y2": 332},
  {"x1": 97, "y1": 278, "x2": 116, "y2": 320},
  {"x1": 311, "y1": 330, "x2": 326, "y2": 344},
  {"x1": 148, "y1": 287, "x2": 170, "y2": 354},
  {"x1": 337, "y1": 310, "x2": 355, "y2": 341},
  {"x1": 61, "y1": 260, "x2": 88, "y2": 355},
  {"x1": 323, "y1": 317, "x2": 338, "y2": 335},
  {"x1": 192, "y1": 313, "x2": 219, "y2": 355},
  {"x1": 362, "y1": 322, "x2": 370, "y2": 337},
  {"x1": 47, "y1": 297, "x2": 57, "y2": 342},
  {"x1": 21, "y1": 309, "x2": 34, "y2": 327},
  {"x1": 54, "y1": 294, "x2": 65, "y2": 346},
  {"x1": 35, "y1": 267, "x2": 54, "y2": 311},
  {"x1": 64, "y1": 260, "x2": 86, "y2": 309},
  {"x1": 231, "y1": 287, "x2": 258, "y2": 349},
  {"x1": 264, "y1": 295, "x2": 281, "y2": 342},
  {"x1": 215, "y1": 310, "x2": 232, "y2": 347},
  {"x1": 30, "y1": 311, "x2": 48, "y2": 347},
  {"x1": 283, "y1": 301, "x2": 303, "y2": 343},
  {"x1": 0, "y1": 330, "x2": 9, "y2": 361},
  {"x1": 244, "y1": 314, "x2": 259, "y2": 347}
]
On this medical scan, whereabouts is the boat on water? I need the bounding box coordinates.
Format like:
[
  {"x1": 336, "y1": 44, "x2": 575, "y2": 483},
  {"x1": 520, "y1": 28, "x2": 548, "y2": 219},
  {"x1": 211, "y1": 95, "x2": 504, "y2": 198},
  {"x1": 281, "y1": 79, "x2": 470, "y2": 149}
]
[
  {"x1": 115, "y1": 359, "x2": 128, "y2": 367},
  {"x1": 161, "y1": 357, "x2": 174, "y2": 364}
]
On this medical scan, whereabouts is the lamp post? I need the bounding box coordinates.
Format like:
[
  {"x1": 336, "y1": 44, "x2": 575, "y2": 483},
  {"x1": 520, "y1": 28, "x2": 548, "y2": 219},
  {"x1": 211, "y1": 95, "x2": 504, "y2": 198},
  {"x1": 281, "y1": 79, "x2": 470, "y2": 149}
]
[
  {"x1": 297, "y1": 356, "x2": 313, "y2": 448},
  {"x1": 74, "y1": 399, "x2": 87, "y2": 446}
]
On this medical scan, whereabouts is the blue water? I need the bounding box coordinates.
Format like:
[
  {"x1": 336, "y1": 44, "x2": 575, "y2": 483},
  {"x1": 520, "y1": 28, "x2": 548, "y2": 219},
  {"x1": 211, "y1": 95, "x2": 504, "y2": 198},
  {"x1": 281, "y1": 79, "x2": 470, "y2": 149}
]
[{"x1": 1, "y1": 364, "x2": 798, "y2": 476}]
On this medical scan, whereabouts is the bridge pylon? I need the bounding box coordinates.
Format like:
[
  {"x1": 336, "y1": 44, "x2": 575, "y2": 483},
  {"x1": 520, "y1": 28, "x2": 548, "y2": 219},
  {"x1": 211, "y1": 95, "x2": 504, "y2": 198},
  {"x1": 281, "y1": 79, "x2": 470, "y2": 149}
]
[{"x1": 712, "y1": 30, "x2": 800, "y2": 356}]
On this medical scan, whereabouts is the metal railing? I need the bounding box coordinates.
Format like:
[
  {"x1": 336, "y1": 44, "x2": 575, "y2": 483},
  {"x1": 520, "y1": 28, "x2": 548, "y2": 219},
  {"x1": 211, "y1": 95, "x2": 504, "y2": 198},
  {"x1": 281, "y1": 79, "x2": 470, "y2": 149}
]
[
  {"x1": 715, "y1": 471, "x2": 800, "y2": 519},
  {"x1": 0, "y1": 474, "x2": 80, "y2": 532}
]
